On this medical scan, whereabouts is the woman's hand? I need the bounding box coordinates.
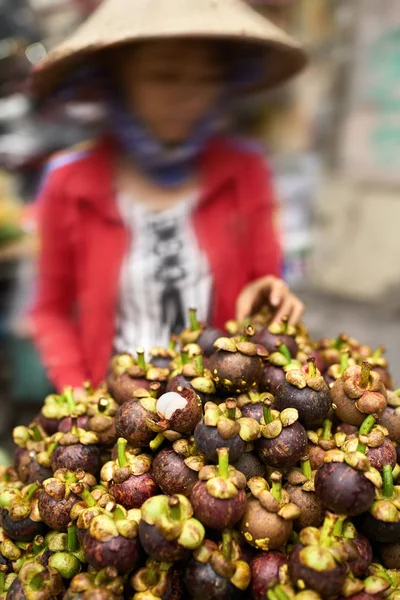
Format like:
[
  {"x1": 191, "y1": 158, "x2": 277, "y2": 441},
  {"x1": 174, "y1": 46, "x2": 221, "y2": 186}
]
[{"x1": 236, "y1": 276, "x2": 305, "y2": 326}]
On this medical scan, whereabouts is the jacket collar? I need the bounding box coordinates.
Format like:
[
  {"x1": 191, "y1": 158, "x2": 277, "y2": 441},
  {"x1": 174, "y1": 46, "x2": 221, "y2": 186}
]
[{"x1": 74, "y1": 136, "x2": 240, "y2": 222}]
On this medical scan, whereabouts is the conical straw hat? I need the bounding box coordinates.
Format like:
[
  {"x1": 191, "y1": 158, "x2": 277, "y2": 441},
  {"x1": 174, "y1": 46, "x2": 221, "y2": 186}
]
[{"x1": 32, "y1": 0, "x2": 307, "y2": 97}]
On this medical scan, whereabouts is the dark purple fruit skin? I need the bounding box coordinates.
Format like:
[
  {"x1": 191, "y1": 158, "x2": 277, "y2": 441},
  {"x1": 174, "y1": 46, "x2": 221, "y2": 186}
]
[
  {"x1": 209, "y1": 351, "x2": 263, "y2": 393},
  {"x1": 38, "y1": 490, "x2": 79, "y2": 531},
  {"x1": 307, "y1": 443, "x2": 326, "y2": 470},
  {"x1": 358, "y1": 512, "x2": 400, "y2": 544},
  {"x1": 152, "y1": 448, "x2": 198, "y2": 497},
  {"x1": 193, "y1": 420, "x2": 246, "y2": 463},
  {"x1": 138, "y1": 521, "x2": 189, "y2": 563},
  {"x1": 348, "y1": 534, "x2": 373, "y2": 577},
  {"x1": 4, "y1": 577, "x2": 26, "y2": 600},
  {"x1": 109, "y1": 473, "x2": 158, "y2": 509},
  {"x1": 254, "y1": 329, "x2": 298, "y2": 357},
  {"x1": 36, "y1": 412, "x2": 60, "y2": 436},
  {"x1": 167, "y1": 375, "x2": 192, "y2": 394},
  {"x1": 274, "y1": 381, "x2": 331, "y2": 430},
  {"x1": 150, "y1": 355, "x2": 172, "y2": 370},
  {"x1": 184, "y1": 559, "x2": 243, "y2": 600},
  {"x1": 379, "y1": 405, "x2": 400, "y2": 443},
  {"x1": 259, "y1": 364, "x2": 286, "y2": 394},
  {"x1": 250, "y1": 551, "x2": 287, "y2": 600},
  {"x1": 190, "y1": 481, "x2": 246, "y2": 530},
  {"x1": 338, "y1": 594, "x2": 377, "y2": 600},
  {"x1": 0, "y1": 508, "x2": 45, "y2": 542},
  {"x1": 288, "y1": 544, "x2": 346, "y2": 598},
  {"x1": 115, "y1": 400, "x2": 155, "y2": 447},
  {"x1": 379, "y1": 542, "x2": 400, "y2": 569},
  {"x1": 256, "y1": 422, "x2": 307, "y2": 469},
  {"x1": 83, "y1": 532, "x2": 140, "y2": 574},
  {"x1": 197, "y1": 327, "x2": 224, "y2": 357},
  {"x1": 240, "y1": 403, "x2": 263, "y2": 422},
  {"x1": 366, "y1": 438, "x2": 397, "y2": 470},
  {"x1": 107, "y1": 372, "x2": 150, "y2": 406},
  {"x1": 285, "y1": 485, "x2": 324, "y2": 530},
  {"x1": 16, "y1": 451, "x2": 52, "y2": 485},
  {"x1": 233, "y1": 452, "x2": 266, "y2": 480},
  {"x1": 51, "y1": 444, "x2": 101, "y2": 475},
  {"x1": 315, "y1": 462, "x2": 375, "y2": 516},
  {"x1": 58, "y1": 415, "x2": 89, "y2": 433}
]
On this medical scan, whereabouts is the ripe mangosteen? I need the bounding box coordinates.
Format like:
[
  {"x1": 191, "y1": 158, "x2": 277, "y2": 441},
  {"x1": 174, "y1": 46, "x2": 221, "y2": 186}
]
[
  {"x1": 331, "y1": 362, "x2": 387, "y2": 427},
  {"x1": 285, "y1": 457, "x2": 324, "y2": 530},
  {"x1": 7, "y1": 562, "x2": 63, "y2": 600},
  {"x1": 38, "y1": 469, "x2": 95, "y2": 531},
  {"x1": 184, "y1": 534, "x2": 250, "y2": 600},
  {"x1": 156, "y1": 387, "x2": 203, "y2": 436},
  {"x1": 101, "y1": 438, "x2": 158, "y2": 509},
  {"x1": 366, "y1": 346, "x2": 394, "y2": 390},
  {"x1": 314, "y1": 449, "x2": 376, "y2": 516},
  {"x1": 380, "y1": 542, "x2": 400, "y2": 569},
  {"x1": 64, "y1": 567, "x2": 124, "y2": 600},
  {"x1": 349, "y1": 533, "x2": 373, "y2": 577},
  {"x1": 274, "y1": 358, "x2": 331, "y2": 430},
  {"x1": 84, "y1": 395, "x2": 119, "y2": 448},
  {"x1": 379, "y1": 389, "x2": 400, "y2": 444},
  {"x1": 149, "y1": 338, "x2": 177, "y2": 369},
  {"x1": 167, "y1": 352, "x2": 216, "y2": 406},
  {"x1": 194, "y1": 400, "x2": 259, "y2": 463},
  {"x1": 190, "y1": 448, "x2": 247, "y2": 530},
  {"x1": 152, "y1": 438, "x2": 204, "y2": 497},
  {"x1": 138, "y1": 495, "x2": 204, "y2": 562},
  {"x1": 350, "y1": 418, "x2": 397, "y2": 471},
  {"x1": 209, "y1": 329, "x2": 266, "y2": 394},
  {"x1": 82, "y1": 504, "x2": 141, "y2": 573},
  {"x1": 239, "y1": 473, "x2": 300, "y2": 551},
  {"x1": 288, "y1": 513, "x2": 351, "y2": 598},
  {"x1": 259, "y1": 344, "x2": 301, "y2": 394},
  {"x1": 50, "y1": 427, "x2": 101, "y2": 476},
  {"x1": 114, "y1": 385, "x2": 161, "y2": 448},
  {"x1": 253, "y1": 319, "x2": 299, "y2": 356},
  {"x1": 358, "y1": 464, "x2": 400, "y2": 544},
  {"x1": 256, "y1": 401, "x2": 307, "y2": 469},
  {"x1": 12, "y1": 426, "x2": 52, "y2": 485},
  {"x1": 131, "y1": 559, "x2": 184, "y2": 600},
  {"x1": 306, "y1": 419, "x2": 340, "y2": 470},
  {"x1": 180, "y1": 308, "x2": 224, "y2": 357},
  {"x1": 0, "y1": 484, "x2": 45, "y2": 542},
  {"x1": 237, "y1": 391, "x2": 273, "y2": 422},
  {"x1": 250, "y1": 551, "x2": 287, "y2": 600},
  {"x1": 233, "y1": 449, "x2": 266, "y2": 480}
]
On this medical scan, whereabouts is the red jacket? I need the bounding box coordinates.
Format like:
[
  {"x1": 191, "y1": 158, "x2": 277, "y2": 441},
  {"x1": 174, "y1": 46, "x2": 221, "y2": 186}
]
[{"x1": 31, "y1": 136, "x2": 282, "y2": 391}]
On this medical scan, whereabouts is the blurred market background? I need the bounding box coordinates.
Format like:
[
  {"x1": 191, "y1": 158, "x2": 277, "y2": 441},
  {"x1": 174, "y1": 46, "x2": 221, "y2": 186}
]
[{"x1": 0, "y1": 0, "x2": 399, "y2": 451}]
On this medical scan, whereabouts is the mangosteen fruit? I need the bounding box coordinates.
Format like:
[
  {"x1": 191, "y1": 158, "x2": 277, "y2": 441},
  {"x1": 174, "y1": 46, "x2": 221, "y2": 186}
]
[
  {"x1": 152, "y1": 438, "x2": 204, "y2": 497},
  {"x1": 253, "y1": 319, "x2": 298, "y2": 357},
  {"x1": 64, "y1": 567, "x2": 124, "y2": 600},
  {"x1": 114, "y1": 386, "x2": 161, "y2": 448},
  {"x1": 250, "y1": 551, "x2": 287, "y2": 600},
  {"x1": 285, "y1": 457, "x2": 324, "y2": 531},
  {"x1": 131, "y1": 559, "x2": 184, "y2": 600},
  {"x1": 50, "y1": 428, "x2": 101, "y2": 476},
  {"x1": 0, "y1": 484, "x2": 45, "y2": 542}
]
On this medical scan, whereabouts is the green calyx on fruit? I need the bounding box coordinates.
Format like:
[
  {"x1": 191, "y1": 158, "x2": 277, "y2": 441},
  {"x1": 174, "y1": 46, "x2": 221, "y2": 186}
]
[
  {"x1": 369, "y1": 465, "x2": 400, "y2": 522},
  {"x1": 172, "y1": 438, "x2": 206, "y2": 472},
  {"x1": 18, "y1": 562, "x2": 63, "y2": 596},
  {"x1": 261, "y1": 398, "x2": 299, "y2": 440},
  {"x1": 42, "y1": 468, "x2": 96, "y2": 501},
  {"x1": 141, "y1": 494, "x2": 204, "y2": 550},
  {"x1": 203, "y1": 400, "x2": 260, "y2": 442},
  {"x1": 247, "y1": 475, "x2": 301, "y2": 520},
  {"x1": 198, "y1": 448, "x2": 246, "y2": 499},
  {"x1": 285, "y1": 359, "x2": 327, "y2": 391},
  {"x1": 268, "y1": 344, "x2": 301, "y2": 372},
  {"x1": 100, "y1": 440, "x2": 152, "y2": 484},
  {"x1": 213, "y1": 334, "x2": 268, "y2": 359},
  {"x1": 192, "y1": 538, "x2": 251, "y2": 591},
  {"x1": 41, "y1": 388, "x2": 86, "y2": 421},
  {"x1": 131, "y1": 559, "x2": 174, "y2": 597},
  {"x1": 321, "y1": 448, "x2": 383, "y2": 488},
  {"x1": 307, "y1": 420, "x2": 340, "y2": 451},
  {"x1": 88, "y1": 503, "x2": 140, "y2": 542}
]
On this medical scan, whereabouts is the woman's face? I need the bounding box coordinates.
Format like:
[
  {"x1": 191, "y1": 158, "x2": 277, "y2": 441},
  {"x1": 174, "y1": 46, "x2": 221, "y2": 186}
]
[{"x1": 116, "y1": 40, "x2": 225, "y2": 144}]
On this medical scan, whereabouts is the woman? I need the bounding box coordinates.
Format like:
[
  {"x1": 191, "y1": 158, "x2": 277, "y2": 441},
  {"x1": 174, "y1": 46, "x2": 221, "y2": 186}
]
[{"x1": 30, "y1": 0, "x2": 307, "y2": 392}]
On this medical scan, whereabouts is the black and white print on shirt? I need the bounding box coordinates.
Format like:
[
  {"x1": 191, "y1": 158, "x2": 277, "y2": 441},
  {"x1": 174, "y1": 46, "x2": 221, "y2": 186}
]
[{"x1": 114, "y1": 194, "x2": 212, "y2": 355}]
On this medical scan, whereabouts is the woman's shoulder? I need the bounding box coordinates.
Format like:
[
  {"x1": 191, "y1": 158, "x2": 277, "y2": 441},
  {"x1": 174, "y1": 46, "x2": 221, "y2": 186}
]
[
  {"x1": 206, "y1": 135, "x2": 272, "y2": 173},
  {"x1": 42, "y1": 137, "x2": 109, "y2": 183}
]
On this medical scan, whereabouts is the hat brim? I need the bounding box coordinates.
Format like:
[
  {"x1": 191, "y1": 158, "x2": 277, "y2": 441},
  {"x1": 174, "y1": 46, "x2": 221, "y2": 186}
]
[{"x1": 31, "y1": 0, "x2": 307, "y2": 97}]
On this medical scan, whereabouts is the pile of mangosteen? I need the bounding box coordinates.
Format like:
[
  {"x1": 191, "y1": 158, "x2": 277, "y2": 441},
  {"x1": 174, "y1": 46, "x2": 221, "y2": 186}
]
[{"x1": 1, "y1": 307, "x2": 400, "y2": 600}]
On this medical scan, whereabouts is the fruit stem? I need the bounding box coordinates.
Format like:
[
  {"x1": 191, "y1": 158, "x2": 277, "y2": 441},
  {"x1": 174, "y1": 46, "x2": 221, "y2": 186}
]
[
  {"x1": 333, "y1": 515, "x2": 346, "y2": 537},
  {"x1": 168, "y1": 336, "x2": 177, "y2": 351},
  {"x1": 47, "y1": 442, "x2": 58, "y2": 457},
  {"x1": 80, "y1": 489, "x2": 96, "y2": 508},
  {"x1": 168, "y1": 496, "x2": 181, "y2": 521},
  {"x1": 357, "y1": 415, "x2": 376, "y2": 454},
  {"x1": 0, "y1": 567, "x2": 6, "y2": 594},
  {"x1": 25, "y1": 483, "x2": 40, "y2": 503},
  {"x1": 189, "y1": 308, "x2": 199, "y2": 331},
  {"x1": 274, "y1": 586, "x2": 290, "y2": 600},
  {"x1": 136, "y1": 347, "x2": 146, "y2": 371},
  {"x1": 263, "y1": 404, "x2": 273, "y2": 424},
  {"x1": 150, "y1": 433, "x2": 165, "y2": 451},
  {"x1": 320, "y1": 514, "x2": 338, "y2": 547},
  {"x1": 394, "y1": 388, "x2": 400, "y2": 396},
  {"x1": 222, "y1": 530, "x2": 232, "y2": 562},
  {"x1": 307, "y1": 357, "x2": 316, "y2": 378},
  {"x1": 113, "y1": 506, "x2": 126, "y2": 522},
  {"x1": 217, "y1": 448, "x2": 230, "y2": 479},
  {"x1": 146, "y1": 564, "x2": 158, "y2": 587},
  {"x1": 30, "y1": 573, "x2": 44, "y2": 591},
  {"x1": 181, "y1": 350, "x2": 189, "y2": 366},
  {"x1": 267, "y1": 589, "x2": 280, "y2": 600},
  {"x1": 321, "y1": 419, "x2": 332, "y2": 441},
  {"x1": 33, "y1": 535, "x2": 44, "y2": 556},
  {"x1": 64, "y1": 387, "x2": 76, "y2": 414},
  {"x1": 373, "y1": 346, "x2": 384, "y2": 359},
  {"x1": 270, "y1": 472, "x2": 282, "y2": 502},
  {"x1": 339, "y1": 350, "x2": 349, "y2": 375},
  {"x1": 117, "y1": 438, "x2": 128, "y2": 468},
  {"x1": 31, "y1": 426, "x2": 42, "y2": 442},
  {"x1": 360, "y1": 361, "x2": 372, "y2": 388},
  {"x1": 195, "y1": 354, "x2": 204, "y2": 377},
  {"x1": 301, "y1": 456, "x2": 312, "y2": 479},
  {"x1": 279, "y1": 344, "x2": 291, "y2": 363},
  {"x1": 67, "y1": 525, "x2": 78, "y2": 553},
  {"x1": 383, "y1": 465, "x2": 394, "y2": 499},
  {"x1": 226, "y1": 399, "x2": 237, "y2": 420}
]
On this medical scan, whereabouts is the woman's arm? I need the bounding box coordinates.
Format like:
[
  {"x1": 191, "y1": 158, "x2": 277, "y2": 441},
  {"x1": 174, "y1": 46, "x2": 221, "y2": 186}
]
[
  {"x1": 236, "y1": 154, "x2": 304, "y2": 324},
  {"x1": 30, "y1": 170, "x2": 88, "y2": 392}
]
